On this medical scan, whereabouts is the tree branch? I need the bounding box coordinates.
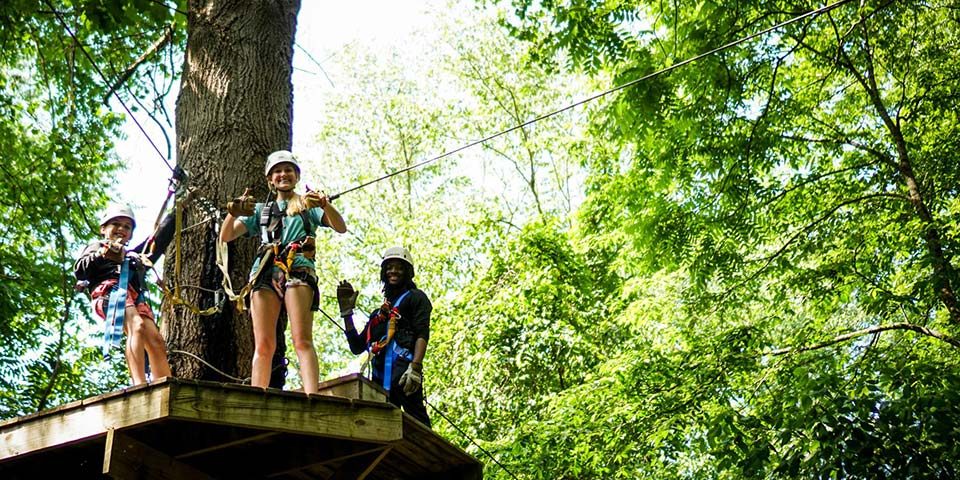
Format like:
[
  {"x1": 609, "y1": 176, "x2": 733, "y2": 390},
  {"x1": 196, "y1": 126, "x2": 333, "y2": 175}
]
[
  {"x1": 715, "y1": 192, "x2": 908, "y2": 306},
  {"x1": 767, "y1": 322, "x2": 960, "y2": 355},
  {"x1": 778, "y1": 133, "x2": 894, "y2": 168},
  {"x1": 102, "y1": 22, "x2": 175, "y2": 104},
  {"x1": 36, "y1": 219, "x2": 75, "y2": 411}
]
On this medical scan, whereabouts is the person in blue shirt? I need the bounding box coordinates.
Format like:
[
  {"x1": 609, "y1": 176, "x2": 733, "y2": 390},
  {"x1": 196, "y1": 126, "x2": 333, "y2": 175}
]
[{"x1": 220, "y1": 150, "x2": 346, "y2": 393}]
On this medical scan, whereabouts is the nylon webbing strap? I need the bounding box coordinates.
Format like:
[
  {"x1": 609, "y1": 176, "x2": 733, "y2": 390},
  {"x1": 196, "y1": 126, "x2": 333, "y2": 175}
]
[
  {"x1": 103, "y1": 257, "x2": 131, "y2": 360},
  {"x1": 156, "y1": 201, "x2": 221, "y2": 316},
  {"x1": 383, "y1": 340, "x2": 395, "y2": 392},
  {"x1": 216, "y1": 238, "x2": 273, "y2": 313},
  {"x1": 372, "y1": 290, "x2": 411, "y2": 392}
]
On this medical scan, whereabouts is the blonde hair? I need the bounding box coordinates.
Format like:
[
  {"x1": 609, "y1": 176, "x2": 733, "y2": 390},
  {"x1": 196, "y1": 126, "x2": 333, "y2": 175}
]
[{"x1": 285, "y1": 192, "x2": 308, "y2": 216}]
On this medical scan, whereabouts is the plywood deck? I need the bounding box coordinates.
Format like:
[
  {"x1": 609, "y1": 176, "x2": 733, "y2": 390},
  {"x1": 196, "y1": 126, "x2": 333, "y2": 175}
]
[{"x1": 0, "y1": 375, "x2": 482, "y2": 479}]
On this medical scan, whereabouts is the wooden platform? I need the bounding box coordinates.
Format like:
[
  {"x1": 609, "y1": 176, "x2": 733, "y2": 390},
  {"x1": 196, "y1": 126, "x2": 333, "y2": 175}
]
[{"x1": 0, "y1": 375, "x2": 482, "y2": 479}]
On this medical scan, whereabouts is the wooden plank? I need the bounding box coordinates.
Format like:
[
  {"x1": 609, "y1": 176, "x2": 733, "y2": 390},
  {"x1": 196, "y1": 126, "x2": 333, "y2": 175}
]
[
  {"x1": 317, "y1": 374, "x2": 388, "y2": 402},
  {"x1": 166, "y1": 383, "x2": 402, "y2": 443},
  {"x1": 264, "y1": 445, "x2": 390, "y2": 478},
  {"x1": 103, "y1": 429, "x2": 212, "y2": 480},
  {"x1": 0, "y1": 385, "x2": 171, "y2": 460}
]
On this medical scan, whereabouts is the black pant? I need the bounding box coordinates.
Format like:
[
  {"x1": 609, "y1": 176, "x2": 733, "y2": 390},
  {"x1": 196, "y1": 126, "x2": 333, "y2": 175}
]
[
  {"x1": 376, "y1": 358, "x2": 431, "y2": 428},
  {"x1": 269, "y1": 314, "x2": 287, "y2": 388},
  {"x1": 389, "y1": 383, "x2": 431, "y2": 428}
]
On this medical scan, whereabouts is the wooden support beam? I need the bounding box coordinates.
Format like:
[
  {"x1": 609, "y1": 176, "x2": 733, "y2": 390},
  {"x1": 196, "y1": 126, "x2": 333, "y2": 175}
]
[
  {"x1": 167, "y1": 383, "x2": 402, "y2": 443},
  {"x1": 103, "y1": 429, "x2": 212, "y2": 479},
  {"x1": 328, "y1": 446, "x2": 394, "y2": 480},
  {"x1": 265, "y1": 445, "x2": 391, "y2": 478},
  {"x1": 175, "y1": 432, "x2": 279, "y2": 460},
  {"x1": 356, "y1": 446, "x2": 393, "y2": 480}
]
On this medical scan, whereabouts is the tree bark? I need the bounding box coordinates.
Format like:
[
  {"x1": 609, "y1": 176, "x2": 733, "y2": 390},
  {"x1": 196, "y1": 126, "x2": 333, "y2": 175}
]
[{"x1": 164, "y1": 0, "x2": 301, "y2": 381}]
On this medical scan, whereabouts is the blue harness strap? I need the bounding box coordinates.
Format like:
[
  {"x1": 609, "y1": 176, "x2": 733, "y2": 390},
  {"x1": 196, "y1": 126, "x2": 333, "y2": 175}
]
[
  {"x1": 372, "y1": 290, "x2": 412, "y2": 392},
  {"x1": 103, "y1": 257, "x2": 131, "y2": 360},
  {"x1": 382, "y1": 340, "x2": 414, "y2": 392}
]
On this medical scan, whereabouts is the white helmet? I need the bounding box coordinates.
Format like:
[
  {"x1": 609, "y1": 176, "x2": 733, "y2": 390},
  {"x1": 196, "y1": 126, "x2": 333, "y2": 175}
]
[
  {"x1": 381, "y1": 246, "x2": 415, "y2": 278},
  {"x1": 99, "y1": 204, "x2": 136, "y2": 229},
  {"x1": 264, "y1": 150, "x2": 300, "y2": 176}
]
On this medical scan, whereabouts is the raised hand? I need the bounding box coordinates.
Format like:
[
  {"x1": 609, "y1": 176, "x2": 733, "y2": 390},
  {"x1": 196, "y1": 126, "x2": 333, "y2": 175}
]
[
  {"x1": 304, "y1": 186, "x2": 330, "y2": 209},
  {"x1": 337, "y1": 280, "x2": 359, "y2": 316},
  {"x1": 226, "y1": 187, "x2": 255, "y2": 217}
]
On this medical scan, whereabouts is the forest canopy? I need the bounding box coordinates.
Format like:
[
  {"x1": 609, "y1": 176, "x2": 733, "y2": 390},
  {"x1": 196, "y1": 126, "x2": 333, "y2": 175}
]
[{"x1": 2, "y1": 0, "x2": 959, "y2": 478}]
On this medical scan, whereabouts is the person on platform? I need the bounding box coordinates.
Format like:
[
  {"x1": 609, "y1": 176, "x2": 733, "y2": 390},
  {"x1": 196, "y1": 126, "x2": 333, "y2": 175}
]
[
  {"x1": 337, "y1": 246, "x2": 432, "y2": 427},
  {"x1": 220, "y1": 150, "x2": 346, "y2": 394},
  {"x1": 75, "y1": 203, "x2": 175, "y2": 385}
]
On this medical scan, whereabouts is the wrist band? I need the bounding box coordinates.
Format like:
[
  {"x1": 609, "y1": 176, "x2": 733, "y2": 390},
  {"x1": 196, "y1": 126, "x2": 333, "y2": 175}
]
[{"x1": 340, "y1": 308, "x2": 353, "y2": 318}]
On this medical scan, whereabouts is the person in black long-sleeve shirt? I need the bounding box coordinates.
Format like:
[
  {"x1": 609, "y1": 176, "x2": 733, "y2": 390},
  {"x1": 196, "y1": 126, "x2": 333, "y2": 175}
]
[
  {"x1": 337, "y1": 246, "x2": 432, "y2": 427},
  {"x1": 74, "y1": 204, "x2": 175, "y2": 385}
]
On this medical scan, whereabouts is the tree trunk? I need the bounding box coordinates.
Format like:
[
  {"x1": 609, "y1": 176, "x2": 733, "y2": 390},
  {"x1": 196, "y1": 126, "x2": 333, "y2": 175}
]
[{"x1": 163, "y1": 0, "x2": 301, "y2": 381}]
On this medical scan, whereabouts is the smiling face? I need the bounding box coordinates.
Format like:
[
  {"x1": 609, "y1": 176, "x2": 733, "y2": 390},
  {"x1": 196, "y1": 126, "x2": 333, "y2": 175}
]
[
  {"x1": 100, "y1": 217, "x2": 134, "y2": 244},
  {"x1": 267, "y1": 162, "x2": 299, "y2": 192},
  {"x1": 382, "y1": 259, "x2": 408, "y2": 286}
]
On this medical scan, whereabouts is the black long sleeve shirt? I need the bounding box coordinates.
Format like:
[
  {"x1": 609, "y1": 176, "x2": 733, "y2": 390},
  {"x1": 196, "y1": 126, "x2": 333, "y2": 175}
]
[
  {"x1": 74, "y1": 214, "x2": 176, "y2": 295},
  {"x1": 345, "y1": 288, "x2": 432, "y2": 363}
]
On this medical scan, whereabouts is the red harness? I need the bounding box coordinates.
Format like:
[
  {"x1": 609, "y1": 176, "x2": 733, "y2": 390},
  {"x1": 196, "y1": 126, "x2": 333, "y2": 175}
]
[{"x1": 366, "y1": 299, "x2": 401, "y2": 354}]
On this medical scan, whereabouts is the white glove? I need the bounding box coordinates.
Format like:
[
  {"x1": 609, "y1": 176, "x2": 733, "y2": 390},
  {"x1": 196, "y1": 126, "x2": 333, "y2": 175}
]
[{"x1": 398, "y1": 363, "x2": 423, "y2": 395}]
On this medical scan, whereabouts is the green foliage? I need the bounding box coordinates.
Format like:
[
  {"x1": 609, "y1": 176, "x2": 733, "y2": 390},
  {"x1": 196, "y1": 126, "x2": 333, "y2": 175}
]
[
  {"x1": 0, "y1": 0, "x2": 183, "y2": 418},
  {"x1": 429, "y1": 221, "x2": 608, "y2": 474},
  {"x1": 299, "y1": 6, "x2": 595, "y2": 384},
  {"x1": 439, "y1": 0, "x2": 960, "y2": 477},
  {"x1": 4, "y1": 1, "x2": 960, "y2": 479}
]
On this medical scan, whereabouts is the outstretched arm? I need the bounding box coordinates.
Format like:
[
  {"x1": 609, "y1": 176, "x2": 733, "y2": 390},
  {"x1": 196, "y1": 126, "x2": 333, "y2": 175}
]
[
  {"x1": 322, "y1": 202, "x2": 346, "y2": 233},
  {"x1": 219, "y1": 213, "x2": 249, "y2": 243},
  {"x1": 307, "y1": 191, "x2": 346, "y2": 233}
]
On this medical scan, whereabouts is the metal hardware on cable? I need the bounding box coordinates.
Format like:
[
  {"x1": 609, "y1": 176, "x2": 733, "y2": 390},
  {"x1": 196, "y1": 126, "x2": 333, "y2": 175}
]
[
  {"x1": 140, "y1": 168, "x2": 223, "y2": 317},
  {"x1": 162, "y1": 198, "x2": 222, "y2": 316}
]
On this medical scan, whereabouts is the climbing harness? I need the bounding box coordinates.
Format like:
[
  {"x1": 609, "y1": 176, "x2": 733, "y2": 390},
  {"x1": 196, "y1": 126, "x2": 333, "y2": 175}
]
[
  {"x1": 218, "y1": 199, "x2": 318, "y2": 312},
  {"x1": 259, "y1": 201, "x2": 284, "y2": 244},
  {"x1": 155, "y1": 199, "x2": 223, "y2": 316},
  {"x1": 363, "y1": 290, "x2": 412, "y2": 392},
  {"x1": 133, "y1": 168, "x2": 224, "y2": 317},
  {"x1": 102, "y1": 257, "x2": 131, "y2": 360}
]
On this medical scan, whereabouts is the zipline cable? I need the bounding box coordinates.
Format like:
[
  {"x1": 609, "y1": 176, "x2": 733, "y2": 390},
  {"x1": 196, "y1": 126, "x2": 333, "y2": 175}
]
[
  {"x1": 168, "y1": 349, "x2": 248, "y2": 383},
  {"x1": 329, "y1": 0, "x2": 855, "y2": 201},
  {"x1": 167, "y1": 349, "x2": 290, "y2": 384},
  {"x1": 317, "y1": 303, "x2": 347, "y2": 333},
  {"x1": 146, "y1": 0, "x2": 188, "y2": 16},
  {"x1": 42, "y1": 0, "x2": 175, "y2": 173},
  {"x1": 424, "y1": 396, "x2": 522, "y2": 480}
]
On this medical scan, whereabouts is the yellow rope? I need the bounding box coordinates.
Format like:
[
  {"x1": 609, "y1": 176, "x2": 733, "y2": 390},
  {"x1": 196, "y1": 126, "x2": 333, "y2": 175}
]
[{"x1": 156, "y1": 199, "x2": 221, "y2": 316}]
